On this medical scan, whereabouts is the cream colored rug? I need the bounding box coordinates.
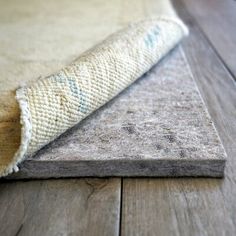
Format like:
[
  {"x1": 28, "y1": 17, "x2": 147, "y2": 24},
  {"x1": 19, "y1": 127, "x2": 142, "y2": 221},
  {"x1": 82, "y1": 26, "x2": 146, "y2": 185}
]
[{"x1": 0, "y1": 0, "x2": 188, "y2": 177}]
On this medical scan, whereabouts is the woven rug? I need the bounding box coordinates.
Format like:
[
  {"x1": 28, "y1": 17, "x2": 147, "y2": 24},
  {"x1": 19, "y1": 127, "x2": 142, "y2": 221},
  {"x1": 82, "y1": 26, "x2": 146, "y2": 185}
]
[{"x1": 0, "y1": 0, "x2": 188, "y2": 177}]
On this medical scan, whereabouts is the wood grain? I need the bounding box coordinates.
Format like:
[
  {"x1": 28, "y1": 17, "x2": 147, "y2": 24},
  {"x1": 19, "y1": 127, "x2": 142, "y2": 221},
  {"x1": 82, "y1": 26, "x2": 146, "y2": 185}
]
[
  {"x1": 122, "y1": 178, "x2": 235, "y2": 236},
  {"x1": 121, "y1": 1, "x2": 236, "y2": 235},
  {"x1": 0, "y1": 1, "x2": 235, "y2": 235},
  {"x1": 0, "y1": 178, "x2": 121, "y2": 236},
  {"x1": 181, "y1": 0, "x2": 236, "y2": 78}
]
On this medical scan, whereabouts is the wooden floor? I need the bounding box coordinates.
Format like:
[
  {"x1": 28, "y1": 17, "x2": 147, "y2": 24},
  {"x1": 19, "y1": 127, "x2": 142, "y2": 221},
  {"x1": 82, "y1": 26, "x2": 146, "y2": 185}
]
[{"x1": 1, "y1": 0, "x2": 236, "y2": 235}]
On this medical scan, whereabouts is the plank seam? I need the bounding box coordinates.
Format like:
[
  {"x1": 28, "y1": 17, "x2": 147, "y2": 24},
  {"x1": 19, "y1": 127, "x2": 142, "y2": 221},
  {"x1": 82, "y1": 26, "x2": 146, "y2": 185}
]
[{"x1": 119, "y1": 178, "x2": 124, "y2": 236}]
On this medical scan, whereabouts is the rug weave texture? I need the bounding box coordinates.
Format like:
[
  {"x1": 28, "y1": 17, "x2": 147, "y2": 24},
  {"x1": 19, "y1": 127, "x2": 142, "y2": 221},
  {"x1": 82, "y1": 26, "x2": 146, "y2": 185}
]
[{"x1": 1, "y1": 16, "x2": 188, "y2": 176}]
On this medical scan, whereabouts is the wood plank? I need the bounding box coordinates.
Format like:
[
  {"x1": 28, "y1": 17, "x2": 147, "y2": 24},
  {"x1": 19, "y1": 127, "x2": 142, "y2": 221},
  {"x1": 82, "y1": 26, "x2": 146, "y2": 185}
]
[
  {"x1": 7, "y1": 47, "x2": 226, "y2": 179},
  {"x1": 121, "y1": 1, "x2": 236, "y2": 235},
  {"x1": 0, "y1": 178, "x2": 121, "y2": 236},
  {"x1": 122, "y1": 179, "x2": 236, "y2": 236},
  {"x1": 181, "y1": 0, "x2": 236, "y2": 78}
]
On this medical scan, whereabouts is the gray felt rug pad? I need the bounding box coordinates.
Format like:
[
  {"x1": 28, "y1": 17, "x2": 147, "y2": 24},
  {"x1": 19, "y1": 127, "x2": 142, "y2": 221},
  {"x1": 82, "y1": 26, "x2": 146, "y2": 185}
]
[{"x1": 8, "y1": 48, "x2": 226, "y2": 179}]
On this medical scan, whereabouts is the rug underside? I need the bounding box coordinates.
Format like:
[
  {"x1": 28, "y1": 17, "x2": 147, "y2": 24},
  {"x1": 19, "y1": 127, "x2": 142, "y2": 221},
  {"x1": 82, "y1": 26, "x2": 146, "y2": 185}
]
[{"x1": 0, "y1": 0, "x2": 226, "y2": 178}]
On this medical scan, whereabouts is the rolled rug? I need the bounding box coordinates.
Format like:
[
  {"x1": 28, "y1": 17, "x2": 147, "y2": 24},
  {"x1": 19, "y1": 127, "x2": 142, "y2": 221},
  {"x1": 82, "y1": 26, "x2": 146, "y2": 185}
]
[{"x1": 0, "y1": 7, "x2": 188, "y2": 177}]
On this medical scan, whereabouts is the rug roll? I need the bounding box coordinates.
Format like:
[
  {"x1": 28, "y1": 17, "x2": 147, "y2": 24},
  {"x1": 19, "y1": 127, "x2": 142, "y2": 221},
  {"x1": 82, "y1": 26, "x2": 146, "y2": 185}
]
[{"x1": 1, "y1": 16, "x2": 188, "y2": 176}]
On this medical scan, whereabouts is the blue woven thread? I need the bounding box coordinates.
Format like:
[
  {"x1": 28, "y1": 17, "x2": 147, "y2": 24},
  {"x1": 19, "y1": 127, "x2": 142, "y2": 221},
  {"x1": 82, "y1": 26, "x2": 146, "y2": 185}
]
[
  {"x1": 144, "y1": 25, "x2": 160, "y2": 49},
  {"x1": 53, "y1": 74, "x2": 87, "y2": 114}
]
